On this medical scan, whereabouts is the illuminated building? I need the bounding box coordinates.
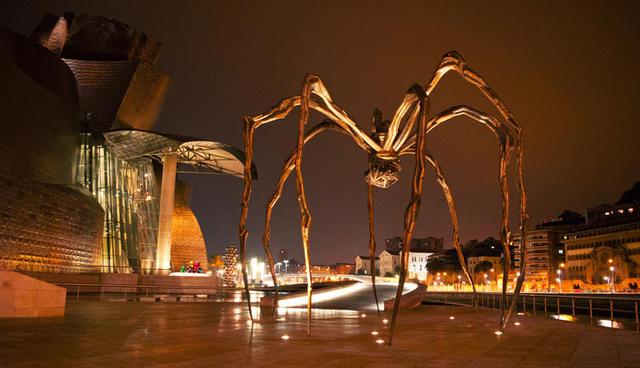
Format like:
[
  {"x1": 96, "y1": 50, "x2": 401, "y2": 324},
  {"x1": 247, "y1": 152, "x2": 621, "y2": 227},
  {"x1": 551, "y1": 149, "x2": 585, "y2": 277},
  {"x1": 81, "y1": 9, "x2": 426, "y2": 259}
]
[
  {"x1": 564, "y1": 221, "x2": 640, "y2": 288},
  {"x1": 385, "y1": 236, "x2": 444, "y2": 253},
  {"x1": 379, "y1": 249, "x2": 433, "y2": 280},
  {"x1": 0, "y1": 13, "x2": 252, "y2": 275},
  {"x1": 354, "y1": 255, "x2": 379, "y2": 275},
  {"x1": 331, "y1": 262, "x2": 355, "y2": 274},
  {"x1": 222, "y1": 245, "x2": 239, "y2": 287},
  {"x1": 0, "y1": 22, "x2": 103, "y2": 273},
  {"x1": 278, "y1": 248, "x2": 288, "y2": 262},
  {"x1": 512, "y1": 230, "x2": 564, "y2": 291}
]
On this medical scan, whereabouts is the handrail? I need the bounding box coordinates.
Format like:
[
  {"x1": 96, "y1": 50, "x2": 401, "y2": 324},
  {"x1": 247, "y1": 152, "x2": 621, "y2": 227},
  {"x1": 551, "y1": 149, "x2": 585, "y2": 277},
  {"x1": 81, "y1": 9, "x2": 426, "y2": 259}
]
[
  {"x1": 422, "y1": 291, "x2": 640, "y2": 302},
  {"x1": 422, "y1": 290, "x2": 640, "y2": 330}
]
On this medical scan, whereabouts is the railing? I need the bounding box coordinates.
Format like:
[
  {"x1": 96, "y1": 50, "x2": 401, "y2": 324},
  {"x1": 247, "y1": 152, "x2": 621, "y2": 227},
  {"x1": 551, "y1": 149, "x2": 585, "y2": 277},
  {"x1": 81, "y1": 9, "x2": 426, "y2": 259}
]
[
  {"x1": 422, "y1": 291, "x2": 640, "y2": 329},
  {"x1": 53, "y1": 282, "x2": 246, "y2": 302}
]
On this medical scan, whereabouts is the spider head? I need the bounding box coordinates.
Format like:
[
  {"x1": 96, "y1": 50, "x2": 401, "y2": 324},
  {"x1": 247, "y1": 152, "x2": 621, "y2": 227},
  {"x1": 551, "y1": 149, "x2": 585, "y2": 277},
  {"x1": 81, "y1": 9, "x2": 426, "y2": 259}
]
[{"x1": 365, "y1": 155, "x2": 401, "y2": 189}]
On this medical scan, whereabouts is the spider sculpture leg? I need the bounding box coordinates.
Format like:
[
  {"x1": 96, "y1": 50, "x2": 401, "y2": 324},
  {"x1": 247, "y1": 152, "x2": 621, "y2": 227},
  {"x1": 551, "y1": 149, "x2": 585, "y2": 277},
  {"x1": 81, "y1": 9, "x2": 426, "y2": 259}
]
[
  {"x1": 387, "y1": 84, "x2": 429, "y2": 345},
  {"x1": 367, "y1": 183, "x2": 382, "y2": 316},
  {"x1": 262, "y1": 121, "x2": 349, "y2": 315},
  {"x1": 424, "y1": 151, "x2": 478, "y2": 306},
  {"x1": 239, "y1": 115, "x2": 257, "y2": 322},
  {"x1": 420, "y1": 51, "x2": 528, "y2": 329},
  {"x1": 403, "y1": 104, "x2": 522, "y2": 325},
  {"x1": 239, "y1": 75, "x2": 376, "y2": 334}
]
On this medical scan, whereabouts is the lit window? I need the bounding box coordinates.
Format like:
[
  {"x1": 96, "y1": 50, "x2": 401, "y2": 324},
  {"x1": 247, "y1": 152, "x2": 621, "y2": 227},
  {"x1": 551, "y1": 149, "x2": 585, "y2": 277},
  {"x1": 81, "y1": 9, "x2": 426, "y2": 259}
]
[
  {"x1": 618, "y1": 209, "x2": 624, "y2": 214},
  {"x1": 629, "y1": 208, "x2": 634, "y2": 213}
]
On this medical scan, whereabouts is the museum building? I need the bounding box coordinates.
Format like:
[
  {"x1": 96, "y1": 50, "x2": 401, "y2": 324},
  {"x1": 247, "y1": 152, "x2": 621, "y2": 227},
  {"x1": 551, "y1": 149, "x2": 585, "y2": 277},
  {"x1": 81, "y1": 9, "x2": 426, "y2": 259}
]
[{"x1": 0, "y1": 13, "x2": 251, "y2": 275}]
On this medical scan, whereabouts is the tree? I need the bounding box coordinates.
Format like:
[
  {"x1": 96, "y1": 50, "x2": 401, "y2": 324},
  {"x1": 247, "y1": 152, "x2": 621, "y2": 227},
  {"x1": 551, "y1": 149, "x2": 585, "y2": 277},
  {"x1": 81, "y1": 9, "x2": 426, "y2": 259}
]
[
  {"x1": 474, "y1": 260, "x2": 494, "y2": 274},
  {"x1": 617, "y1": 181, "x2": 640, "y2": 204}
]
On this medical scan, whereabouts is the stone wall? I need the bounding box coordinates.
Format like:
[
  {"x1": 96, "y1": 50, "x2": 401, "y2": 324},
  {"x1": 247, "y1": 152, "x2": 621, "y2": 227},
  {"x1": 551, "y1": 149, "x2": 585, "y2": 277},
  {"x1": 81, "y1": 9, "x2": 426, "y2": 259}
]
[{"x1": 0, "y1": 270, "x2": 66, "y2": 318}]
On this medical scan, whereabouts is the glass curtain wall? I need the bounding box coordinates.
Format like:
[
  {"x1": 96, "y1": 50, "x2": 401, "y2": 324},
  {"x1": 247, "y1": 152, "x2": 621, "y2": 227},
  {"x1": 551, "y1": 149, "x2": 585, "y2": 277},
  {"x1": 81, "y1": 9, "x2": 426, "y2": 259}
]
[{"x1": 76, "y1": 133, "x2": 160, "y2": 273}]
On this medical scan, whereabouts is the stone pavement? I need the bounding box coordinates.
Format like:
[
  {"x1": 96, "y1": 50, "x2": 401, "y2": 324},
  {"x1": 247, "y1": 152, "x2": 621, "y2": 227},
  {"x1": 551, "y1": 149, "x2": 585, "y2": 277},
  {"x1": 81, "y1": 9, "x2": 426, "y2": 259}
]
[{"x1": 0, "y1": 301, "x2": 638, "y2": 367}]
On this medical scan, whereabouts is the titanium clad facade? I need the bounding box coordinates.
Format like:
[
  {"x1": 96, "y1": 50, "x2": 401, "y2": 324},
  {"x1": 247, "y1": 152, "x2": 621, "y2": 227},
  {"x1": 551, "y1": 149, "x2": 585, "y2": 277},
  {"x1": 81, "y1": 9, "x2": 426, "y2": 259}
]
[
  {"x1": 0, "y1": 28, "x2": 103, "y2": 272},
  {"x1": 170, "y1": 180, "x2": 208, "y2": 271}
]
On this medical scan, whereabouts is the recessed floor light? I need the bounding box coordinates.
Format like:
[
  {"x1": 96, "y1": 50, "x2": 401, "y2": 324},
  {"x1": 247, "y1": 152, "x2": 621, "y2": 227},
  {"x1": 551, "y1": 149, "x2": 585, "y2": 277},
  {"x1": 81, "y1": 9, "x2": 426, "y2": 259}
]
[
  {"x1": 281, "y1": 335, "x2": 290, "y2": 340},
  {"x1": 375, "y1": 339, "x2": 385, "y2": 344}
]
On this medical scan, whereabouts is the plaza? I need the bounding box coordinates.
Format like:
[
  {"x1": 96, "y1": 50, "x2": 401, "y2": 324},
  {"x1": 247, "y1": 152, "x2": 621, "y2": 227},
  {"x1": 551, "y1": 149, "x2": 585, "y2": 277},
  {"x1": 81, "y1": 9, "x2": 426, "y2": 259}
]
[{"x1": 1, "y1": 300, "x2": 639, "y2": 367}]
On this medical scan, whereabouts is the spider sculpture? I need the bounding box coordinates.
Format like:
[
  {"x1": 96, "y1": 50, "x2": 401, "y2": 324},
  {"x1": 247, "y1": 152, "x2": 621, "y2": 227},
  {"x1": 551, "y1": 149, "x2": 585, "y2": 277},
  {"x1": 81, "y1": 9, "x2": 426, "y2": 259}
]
[{"x1": 238, "y1": 51, "x2": 529, "y2": 344}]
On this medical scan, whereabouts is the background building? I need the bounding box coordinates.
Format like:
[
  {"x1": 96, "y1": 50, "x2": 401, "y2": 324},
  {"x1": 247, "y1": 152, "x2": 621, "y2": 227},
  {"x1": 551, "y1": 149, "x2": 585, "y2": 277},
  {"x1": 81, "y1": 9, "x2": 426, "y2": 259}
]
[
  {"x1": 222, "y1": 245, "x2": 238, "y2": 287},
  {"x1": 564, "y1": 221, "x2": 640, "y2": 289},
  {"x1": 385, "y1": 236, "x2": 444, "y2": 253},
  {"x1": 355, "y1": 255, "x2": 379, "y2": 275}
]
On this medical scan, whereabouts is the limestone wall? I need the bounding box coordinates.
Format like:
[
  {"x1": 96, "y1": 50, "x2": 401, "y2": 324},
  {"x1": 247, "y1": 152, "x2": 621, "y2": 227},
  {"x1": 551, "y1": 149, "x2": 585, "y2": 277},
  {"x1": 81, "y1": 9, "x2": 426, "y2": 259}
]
[{"x1": 0, "y1": 270, "x2": 66, "y2": 318}]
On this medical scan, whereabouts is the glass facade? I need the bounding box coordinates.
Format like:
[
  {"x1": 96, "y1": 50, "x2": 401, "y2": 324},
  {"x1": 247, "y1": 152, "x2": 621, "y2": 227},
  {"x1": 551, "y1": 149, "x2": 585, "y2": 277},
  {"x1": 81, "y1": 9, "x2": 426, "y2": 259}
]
[{"x1": 76, "y1": 132, "x2": 159, "y2": 273}]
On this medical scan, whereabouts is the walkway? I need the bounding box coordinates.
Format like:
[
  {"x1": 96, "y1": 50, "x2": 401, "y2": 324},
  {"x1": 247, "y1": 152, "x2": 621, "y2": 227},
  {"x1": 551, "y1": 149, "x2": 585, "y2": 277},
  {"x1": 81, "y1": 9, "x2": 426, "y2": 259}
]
[{"x1": 1, "y1": 301, "x2": 639, "y2": 367}]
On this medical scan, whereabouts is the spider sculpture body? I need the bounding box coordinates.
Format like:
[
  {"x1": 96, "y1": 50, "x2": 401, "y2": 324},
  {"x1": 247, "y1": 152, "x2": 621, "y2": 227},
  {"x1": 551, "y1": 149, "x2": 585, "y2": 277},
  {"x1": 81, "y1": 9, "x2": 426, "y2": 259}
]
[{"x1": 238, "y1": 51, "x2": 528, "y2": 344}]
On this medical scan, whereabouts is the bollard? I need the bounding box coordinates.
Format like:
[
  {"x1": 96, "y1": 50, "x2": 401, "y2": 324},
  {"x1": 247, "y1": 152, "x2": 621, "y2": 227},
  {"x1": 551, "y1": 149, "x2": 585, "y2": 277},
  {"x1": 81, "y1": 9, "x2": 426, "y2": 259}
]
[
  {"x1": 557, "y1": 297, "x2": 560, "y2": 315},
  {"x1": 589, "y1": 299, "x2": 593, "y2": 319},
  {"x1": 76, "y1": 286, "x2": 80, "y2": 302},
  {"x1": 522, "y1": 296, "x2": 525, "y2": 314},
  {"x1": 571, "y1": 299, "x2": 575, "y2": 316},
  {"x1": 493, "y1": 294, "x2": 495, "y2": 309},
  {"x1": 101, "y1": 286, "x2": 104, "y2": 301},
  {"x1": 635, "y1": 301, "x2": 639, "y2": 326},
  {"x1": 544, "y1": 297, "x2": 548, "y2": 317},
  {"x1": 533, "y1": 296, "x2": 536, "y2": 315}
]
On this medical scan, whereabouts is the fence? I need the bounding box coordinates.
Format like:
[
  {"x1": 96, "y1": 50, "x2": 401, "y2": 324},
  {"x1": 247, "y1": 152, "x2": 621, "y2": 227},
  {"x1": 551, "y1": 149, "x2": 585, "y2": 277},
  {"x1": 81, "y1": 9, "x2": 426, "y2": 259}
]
[{"x1": 422, "y1": 291, "x2": 640, "y2": 329}]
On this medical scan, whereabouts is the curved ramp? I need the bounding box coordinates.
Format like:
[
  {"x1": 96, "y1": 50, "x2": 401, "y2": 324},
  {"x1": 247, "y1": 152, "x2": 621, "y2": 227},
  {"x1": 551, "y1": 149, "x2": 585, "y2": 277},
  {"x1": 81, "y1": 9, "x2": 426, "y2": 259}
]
[{"x1": 271, "y1": 280, "x2": 418, "y2": 311}]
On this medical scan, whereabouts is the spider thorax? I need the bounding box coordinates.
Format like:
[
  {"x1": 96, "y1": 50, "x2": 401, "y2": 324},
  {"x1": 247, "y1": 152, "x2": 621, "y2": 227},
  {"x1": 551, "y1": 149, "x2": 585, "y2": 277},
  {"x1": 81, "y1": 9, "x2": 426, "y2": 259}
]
[{"x1": 365, "y1": 156, "x2": 401, "y2": 189}]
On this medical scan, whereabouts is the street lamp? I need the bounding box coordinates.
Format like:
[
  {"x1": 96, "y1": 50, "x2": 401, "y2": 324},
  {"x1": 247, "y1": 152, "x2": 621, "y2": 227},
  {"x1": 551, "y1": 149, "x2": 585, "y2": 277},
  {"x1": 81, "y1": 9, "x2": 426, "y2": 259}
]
[
  {"x1": 556, "y1": 269, "x2": 562, "y2": 293},
  {"x1": 484, "y1": 273, "x2": 489, "y2": 291},
  {"x1": 609, "y1": 266, "x2": 615, "y2": 293},
  {"x1": 457, "y1": 274, "x2": 462, "y2": 290}
]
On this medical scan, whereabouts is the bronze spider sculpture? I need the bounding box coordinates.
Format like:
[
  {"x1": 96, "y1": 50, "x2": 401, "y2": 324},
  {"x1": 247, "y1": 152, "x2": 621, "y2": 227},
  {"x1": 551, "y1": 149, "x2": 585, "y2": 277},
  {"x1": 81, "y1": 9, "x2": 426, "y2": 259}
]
[{"x1": 238, "y1": 51, "x2": 529, "y2": 344}]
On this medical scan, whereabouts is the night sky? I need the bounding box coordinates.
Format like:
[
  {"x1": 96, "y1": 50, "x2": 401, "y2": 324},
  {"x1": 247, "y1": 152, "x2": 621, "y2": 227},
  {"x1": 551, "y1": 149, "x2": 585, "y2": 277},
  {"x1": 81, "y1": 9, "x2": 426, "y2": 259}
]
[{"x1": 3, "y1": 1, "x2": 639, "y2": 264}]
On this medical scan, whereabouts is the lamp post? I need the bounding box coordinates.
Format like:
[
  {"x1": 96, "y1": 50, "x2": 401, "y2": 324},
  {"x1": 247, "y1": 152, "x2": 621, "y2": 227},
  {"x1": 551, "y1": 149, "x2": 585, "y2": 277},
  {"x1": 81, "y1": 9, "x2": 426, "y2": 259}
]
[
  {"x1": 457, "y1": 274, "x2": 462, "y2": 291},
  {"x1": 484, "y1": 273, "x2": 488, "y2": 291},
  {"x1": 556, "y1": 269, "x2": 562, "y2": 293},
  {"x1": 609, "y1": 266, "x2": 615, "y2": 293}
]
